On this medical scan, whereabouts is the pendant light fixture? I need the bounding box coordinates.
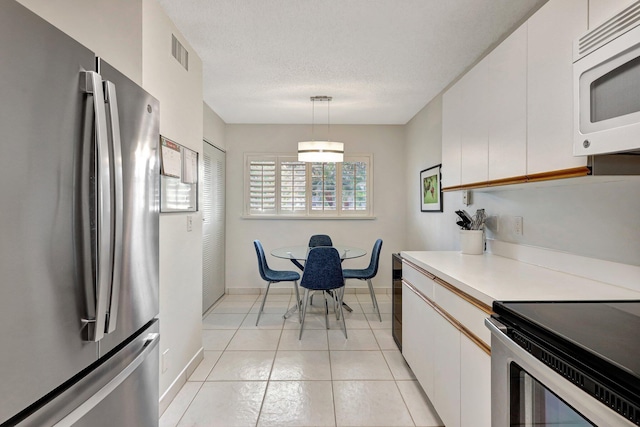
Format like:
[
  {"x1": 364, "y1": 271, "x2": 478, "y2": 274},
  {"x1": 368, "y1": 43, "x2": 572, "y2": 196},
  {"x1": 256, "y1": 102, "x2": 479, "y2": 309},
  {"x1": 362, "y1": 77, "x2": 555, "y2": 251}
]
[{"x1": 298, "y1": 96, "x2": 344, "y2": 162}]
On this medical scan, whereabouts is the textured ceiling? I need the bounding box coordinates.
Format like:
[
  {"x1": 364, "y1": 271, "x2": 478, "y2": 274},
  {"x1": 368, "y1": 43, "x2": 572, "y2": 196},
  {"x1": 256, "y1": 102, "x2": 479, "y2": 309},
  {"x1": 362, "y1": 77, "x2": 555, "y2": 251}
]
[{"x1": 158, "y1": 0, "x2": 547, "y2": 125}]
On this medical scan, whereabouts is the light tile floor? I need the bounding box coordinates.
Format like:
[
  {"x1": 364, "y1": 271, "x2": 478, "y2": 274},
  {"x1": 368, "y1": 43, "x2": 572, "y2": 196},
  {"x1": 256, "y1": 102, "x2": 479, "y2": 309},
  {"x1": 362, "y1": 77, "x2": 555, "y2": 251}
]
[{"x1": 160, "y1": 292, "x2": 443, "y2": 427}]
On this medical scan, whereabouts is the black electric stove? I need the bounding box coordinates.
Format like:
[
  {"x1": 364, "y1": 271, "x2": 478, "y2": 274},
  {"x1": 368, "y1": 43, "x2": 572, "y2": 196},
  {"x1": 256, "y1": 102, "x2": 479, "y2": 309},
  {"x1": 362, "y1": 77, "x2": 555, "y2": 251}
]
[{"x1": 492, "y1": 300, "x2": 640, "y2": 424}]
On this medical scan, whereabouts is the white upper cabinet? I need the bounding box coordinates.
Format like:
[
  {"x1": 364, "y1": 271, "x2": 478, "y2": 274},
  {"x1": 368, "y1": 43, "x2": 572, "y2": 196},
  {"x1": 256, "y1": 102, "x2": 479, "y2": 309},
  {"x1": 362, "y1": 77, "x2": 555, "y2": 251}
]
[
  {"x1": 442, "y1": 0, "x2": 593, "y2": 188},
  {"x1": 488, "y1": 23, "x2": 528, "y2": 181},
  {"x1": 460, "y1": 57, "x2": 490, "y2": 185},
  {"x1": 589, "y1": 0, "x2": 635, "y2": 29},
  {"x1": 527, "y1": 0, "x2": 588, "y2": 175},
  {"x1": 442, "y1": 78, "x2": 462, "y2": 188}
]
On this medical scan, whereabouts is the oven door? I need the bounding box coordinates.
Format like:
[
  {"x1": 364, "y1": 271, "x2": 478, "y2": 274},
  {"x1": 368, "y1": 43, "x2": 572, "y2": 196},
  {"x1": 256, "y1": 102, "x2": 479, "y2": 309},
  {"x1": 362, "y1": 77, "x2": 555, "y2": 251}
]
[
  {"x1": 573, "y1": 23, "x2": 640, "y2": 156},
  {"x1": 486, "y1": 318, "x2": 637, "y2": 427}
]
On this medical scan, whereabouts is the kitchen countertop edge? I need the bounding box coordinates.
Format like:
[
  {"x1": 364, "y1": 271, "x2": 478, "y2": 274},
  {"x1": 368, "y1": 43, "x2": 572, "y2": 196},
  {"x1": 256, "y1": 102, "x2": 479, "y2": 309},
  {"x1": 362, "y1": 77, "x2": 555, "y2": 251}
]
[{"x1": 400, "y1": 251, "x2": 640, "y2": 307}]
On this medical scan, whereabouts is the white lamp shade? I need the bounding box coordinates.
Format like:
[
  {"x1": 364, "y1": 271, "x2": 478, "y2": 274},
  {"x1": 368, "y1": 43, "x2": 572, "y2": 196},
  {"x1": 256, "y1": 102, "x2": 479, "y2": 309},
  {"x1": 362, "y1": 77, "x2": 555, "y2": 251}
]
[{"x1": 297, "y1": 141, "x2": 344, "y2": 162}]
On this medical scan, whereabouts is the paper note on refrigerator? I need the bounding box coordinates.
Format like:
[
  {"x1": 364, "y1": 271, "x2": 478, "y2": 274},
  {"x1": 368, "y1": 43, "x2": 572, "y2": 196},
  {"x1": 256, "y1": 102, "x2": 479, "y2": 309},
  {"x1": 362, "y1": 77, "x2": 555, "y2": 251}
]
[
  {"x1": 160, "y1": 137, "x2": 182, "y2": 178},
  {"x1": 182, "y1": 148, "x2": 197, "y2": 184}
]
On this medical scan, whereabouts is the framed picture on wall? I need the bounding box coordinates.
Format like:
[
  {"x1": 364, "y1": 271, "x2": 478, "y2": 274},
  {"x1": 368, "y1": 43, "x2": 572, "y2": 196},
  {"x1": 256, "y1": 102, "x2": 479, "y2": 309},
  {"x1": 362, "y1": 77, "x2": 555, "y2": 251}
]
[{"x1": 420, "y1": 164, "x2": 442, "y2": 212}]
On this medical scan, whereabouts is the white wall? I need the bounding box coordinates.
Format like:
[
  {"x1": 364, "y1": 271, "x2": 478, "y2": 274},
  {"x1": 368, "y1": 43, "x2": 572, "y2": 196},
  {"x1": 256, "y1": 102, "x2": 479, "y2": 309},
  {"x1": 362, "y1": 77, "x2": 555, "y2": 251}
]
[
  {"x1": 225, "y1": 124, "x2": 406, "y2": 293},
  {"x1": 142, "y1": 0, "x2": 204, "y2": 397},
  {"x1": 17, "y1": 0, "x2": 143, "y2": 84},
  {"x1": 404, "y1": 95, "x2": 461, "y2": 251},
  {"x1": 405, "y1": 96, "x2": 640, "y2": 267},
  {"x1": 204, "y1": 102, "x2": 226, "y2": 150}
]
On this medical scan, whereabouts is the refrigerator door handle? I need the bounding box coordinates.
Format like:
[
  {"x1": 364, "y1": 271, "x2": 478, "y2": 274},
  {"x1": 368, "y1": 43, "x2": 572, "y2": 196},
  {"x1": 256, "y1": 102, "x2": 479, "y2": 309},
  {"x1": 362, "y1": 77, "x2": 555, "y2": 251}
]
[
  {"x1": 51, "y1": 332, "x2": 160, "y2": 427},
  {"x1": 103, "y1": 80, "x2": 123, "y2": 334},
  {"x1": 80, "y1": 70, "x2": 112, "y2": 342}
]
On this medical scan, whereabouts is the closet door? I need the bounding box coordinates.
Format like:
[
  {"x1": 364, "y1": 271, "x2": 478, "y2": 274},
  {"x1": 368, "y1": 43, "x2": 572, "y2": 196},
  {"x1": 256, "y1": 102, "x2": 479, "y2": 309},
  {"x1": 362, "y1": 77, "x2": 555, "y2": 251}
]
[{"x1": 202, "y1": 141, "x2": 226, "y2": 313}]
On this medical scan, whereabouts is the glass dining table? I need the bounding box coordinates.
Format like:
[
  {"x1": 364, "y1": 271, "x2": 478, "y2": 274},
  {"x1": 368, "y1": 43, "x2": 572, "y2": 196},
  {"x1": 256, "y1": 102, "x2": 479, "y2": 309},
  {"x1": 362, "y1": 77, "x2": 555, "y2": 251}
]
[
  {"x1": 270, "y1": 245, "x2": 367, "y2": 318},
  {"x1": 270, "y1": 245, "x2": 367, "y2": 262}
]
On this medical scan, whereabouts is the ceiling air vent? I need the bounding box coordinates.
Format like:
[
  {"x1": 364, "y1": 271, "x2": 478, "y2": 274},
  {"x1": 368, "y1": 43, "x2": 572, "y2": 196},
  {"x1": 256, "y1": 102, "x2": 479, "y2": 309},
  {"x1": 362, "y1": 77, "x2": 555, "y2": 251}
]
[{"x1": 171, "y1": 34, "x2": 189, "y2": 71}]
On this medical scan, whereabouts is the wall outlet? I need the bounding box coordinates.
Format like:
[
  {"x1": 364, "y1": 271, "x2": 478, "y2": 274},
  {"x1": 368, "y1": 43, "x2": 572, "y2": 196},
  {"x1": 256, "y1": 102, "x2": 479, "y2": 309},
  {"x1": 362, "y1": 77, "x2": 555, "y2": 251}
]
[
  {"x1": 162, "y1": 349, "x2": 170, "y2": 373},
  {"x1": 186, "y1": 215, "x2": 193, "y2": 232},
  {"x1": 514, "y1": 216, "x2": 523, "y2": 236}
]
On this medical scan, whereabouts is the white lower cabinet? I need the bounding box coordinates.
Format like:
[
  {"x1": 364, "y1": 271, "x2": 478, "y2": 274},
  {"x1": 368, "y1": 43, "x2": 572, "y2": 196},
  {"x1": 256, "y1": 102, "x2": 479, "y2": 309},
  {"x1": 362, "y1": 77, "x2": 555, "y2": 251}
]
[
  {"x1": 460, "y1": 335, "x2": 491, "y2": 427},
  {"x1": 433, "y1": 312, "x2": 462, "y2": 427},
  {"x1": 402, "y1": 264, "x2": 491, "y2": 427},
  {"x1": 402, "y1": 282, "x2": 435, "y2": 397}
]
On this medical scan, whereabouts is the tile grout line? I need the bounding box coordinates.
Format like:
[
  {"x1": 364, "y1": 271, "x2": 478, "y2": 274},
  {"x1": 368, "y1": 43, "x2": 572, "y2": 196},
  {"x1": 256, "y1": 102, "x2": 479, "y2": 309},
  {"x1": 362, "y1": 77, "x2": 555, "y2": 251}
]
[
  {"x1": 253, "y1": 296, "x2": 288, "y2": 427},
  {"x1": 328, "y1": 327, "x2": 338, "y2": 427}
]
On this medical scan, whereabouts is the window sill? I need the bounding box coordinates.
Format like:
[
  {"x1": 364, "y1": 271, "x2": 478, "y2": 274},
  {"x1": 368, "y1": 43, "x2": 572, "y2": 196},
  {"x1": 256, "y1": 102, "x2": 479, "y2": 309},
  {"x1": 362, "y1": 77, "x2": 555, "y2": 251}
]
[{"x1": 241, "y1": 215, "x2": 376, "y2": 220}]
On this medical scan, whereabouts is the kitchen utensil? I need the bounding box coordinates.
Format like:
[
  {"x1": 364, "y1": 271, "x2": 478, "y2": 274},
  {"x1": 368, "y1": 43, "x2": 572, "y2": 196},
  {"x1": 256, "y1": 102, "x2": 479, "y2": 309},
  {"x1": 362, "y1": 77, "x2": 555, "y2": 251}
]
[{"x1": 456, "y1": 220, "x2": 469, "y2": 230}]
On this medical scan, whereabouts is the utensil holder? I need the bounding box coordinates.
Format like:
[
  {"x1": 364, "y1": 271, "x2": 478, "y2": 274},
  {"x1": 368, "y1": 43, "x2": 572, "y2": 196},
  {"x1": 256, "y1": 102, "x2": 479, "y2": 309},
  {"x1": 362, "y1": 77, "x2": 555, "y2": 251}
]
[{"x1": 460, "y1": 230, "x2": 484, "y2": 255}]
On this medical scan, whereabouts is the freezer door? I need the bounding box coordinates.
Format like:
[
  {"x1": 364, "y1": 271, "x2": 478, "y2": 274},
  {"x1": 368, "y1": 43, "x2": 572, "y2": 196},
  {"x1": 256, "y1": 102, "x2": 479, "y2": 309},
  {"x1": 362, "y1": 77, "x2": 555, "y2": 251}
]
[
  {"x1": 16, "y1": 320, "x2": 159, "y2": 427},
  {"x1": 96, "y1": 59, "x2": 160, "y2": 356},
  {"x1": 0, "y1": 2, "x2": 100, "y2": 423}
]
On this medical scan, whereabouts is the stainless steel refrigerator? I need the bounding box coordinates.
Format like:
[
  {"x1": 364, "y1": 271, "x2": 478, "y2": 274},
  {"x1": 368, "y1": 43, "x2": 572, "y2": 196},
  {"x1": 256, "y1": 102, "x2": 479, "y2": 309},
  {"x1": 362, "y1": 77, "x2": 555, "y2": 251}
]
[{"x1": 0, "y1": 1, "x2": 160, "y2": 425}]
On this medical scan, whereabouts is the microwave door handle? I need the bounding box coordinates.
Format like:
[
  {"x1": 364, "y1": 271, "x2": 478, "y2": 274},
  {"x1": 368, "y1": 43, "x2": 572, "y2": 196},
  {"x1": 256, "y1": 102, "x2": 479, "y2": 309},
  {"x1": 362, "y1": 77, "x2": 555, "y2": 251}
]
[
  {"x1": 80, "y1": 71, "x2": 111, "y2": 342},
  {"x1": 103, "y1": 80, "x2": 123, "y2": 334}
]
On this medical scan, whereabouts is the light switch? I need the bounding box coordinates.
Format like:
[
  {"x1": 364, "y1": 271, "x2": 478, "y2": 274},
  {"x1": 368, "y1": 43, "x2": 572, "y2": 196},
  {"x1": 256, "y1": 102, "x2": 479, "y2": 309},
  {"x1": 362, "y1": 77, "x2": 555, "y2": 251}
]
[{"x1": 462, "y1": 190, "x2": 470, "y2": 206}]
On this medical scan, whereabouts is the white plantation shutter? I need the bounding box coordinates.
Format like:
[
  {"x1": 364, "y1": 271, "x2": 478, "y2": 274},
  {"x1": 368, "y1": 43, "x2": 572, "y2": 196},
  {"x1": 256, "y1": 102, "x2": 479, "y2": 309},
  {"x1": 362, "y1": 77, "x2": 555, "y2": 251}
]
[
  {"x1": 311, "y1": 162, "x2": 337, "y2": 211},
  {"x1": 280, "y1": 161, "x2": 306, "y2": 212},
  {"x1": 341, "y1": 161, "x2": 367, "y2": 211},
  {"x1": 249, "y1": 159, "x2": 276, "y2": 213},
  {"x1": 244, "y1": 153, "x2": 372, "y2": 217}
]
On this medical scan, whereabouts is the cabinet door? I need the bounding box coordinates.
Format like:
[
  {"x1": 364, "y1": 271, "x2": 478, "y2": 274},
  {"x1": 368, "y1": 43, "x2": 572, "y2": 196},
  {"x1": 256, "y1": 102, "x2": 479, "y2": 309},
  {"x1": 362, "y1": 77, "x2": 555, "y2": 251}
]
[
  {"x1": 527, "y1": 0, "x2": 588, "y2": 174},
  {"x1": 460, "y1": 57, "x2": 489, "y2": 185},
  {"x1": 488, "y1": 23, "x2": 527, "y2": 181},
  {"x1": 433, "y1": 313, "x2": 461, "y2": 427},
  {"x1": 442, "y1": 82, "x2": 462, "y2": 188},
  {"x1": 589, "y1": 0, "x2": 634, "y2": 29},
  {"x1": 460, "y1": 335, "x2": 491, "y2": 427},
  {"x1": 401, "y1": 283, "x2": 435, "y2": 397}
]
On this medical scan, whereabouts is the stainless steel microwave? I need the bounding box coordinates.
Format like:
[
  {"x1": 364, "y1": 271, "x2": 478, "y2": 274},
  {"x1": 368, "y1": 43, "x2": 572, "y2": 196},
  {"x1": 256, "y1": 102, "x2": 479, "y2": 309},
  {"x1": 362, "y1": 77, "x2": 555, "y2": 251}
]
[{"x1": 574, "y1": 1, "x2": 640, "y2": 156}]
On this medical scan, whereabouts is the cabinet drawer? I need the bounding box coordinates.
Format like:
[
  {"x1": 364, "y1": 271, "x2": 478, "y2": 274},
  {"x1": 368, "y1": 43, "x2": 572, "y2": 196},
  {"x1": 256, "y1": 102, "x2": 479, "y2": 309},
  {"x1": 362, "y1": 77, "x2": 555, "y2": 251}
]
[
  {"x1": 433, "y1": 282, "x2": 491, "y2": 347},
  {"x1": 402, "y1": 262, "x2": 435, "y2": 300}
]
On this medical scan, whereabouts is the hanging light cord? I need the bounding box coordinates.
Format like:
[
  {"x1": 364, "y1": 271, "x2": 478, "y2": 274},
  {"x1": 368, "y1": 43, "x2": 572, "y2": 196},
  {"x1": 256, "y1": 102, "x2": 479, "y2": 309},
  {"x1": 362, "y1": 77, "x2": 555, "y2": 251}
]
[
  {"x1": 327, "y1": 99, "x2": 331, "y2": 142},
  {"x1": 311, "y1": 98, "x2": 315, "y2": 142},
  {"x1": 309, "y1": 96, "x2": 333, "y2": 143}
]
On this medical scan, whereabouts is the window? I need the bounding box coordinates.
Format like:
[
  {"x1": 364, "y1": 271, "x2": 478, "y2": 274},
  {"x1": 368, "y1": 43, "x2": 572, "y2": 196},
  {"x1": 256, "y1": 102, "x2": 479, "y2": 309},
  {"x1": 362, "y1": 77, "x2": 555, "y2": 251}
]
[{"x1": 245, "y1": 153, "x2": 372, "y2": 218}]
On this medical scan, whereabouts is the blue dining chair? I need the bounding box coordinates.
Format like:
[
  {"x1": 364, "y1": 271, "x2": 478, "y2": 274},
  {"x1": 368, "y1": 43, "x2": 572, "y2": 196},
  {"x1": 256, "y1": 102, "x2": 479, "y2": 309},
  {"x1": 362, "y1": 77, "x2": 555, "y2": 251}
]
[
  {"x1": 253, "y1": 240, "x2": 301, "y2": 326},
  {"x1": 290, "y1": 234, "x2": 334, "y2": 271},
  {"x1": 308, "y1": 234, "x2": 333, "y2": 247},
  {"x1": 299, "y1": 247, "x2": 347, "y2": 339},
  {"x1": 343, "y1": 239, "x2": 383, "y2": 322}
]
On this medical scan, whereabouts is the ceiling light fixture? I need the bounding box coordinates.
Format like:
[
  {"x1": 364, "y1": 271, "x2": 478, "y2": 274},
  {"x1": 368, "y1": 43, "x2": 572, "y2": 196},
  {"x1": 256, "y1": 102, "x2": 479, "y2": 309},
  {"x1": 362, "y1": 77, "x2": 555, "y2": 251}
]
[{"x1": 298, "y1": 96, "x2": 344, "y2": 162}]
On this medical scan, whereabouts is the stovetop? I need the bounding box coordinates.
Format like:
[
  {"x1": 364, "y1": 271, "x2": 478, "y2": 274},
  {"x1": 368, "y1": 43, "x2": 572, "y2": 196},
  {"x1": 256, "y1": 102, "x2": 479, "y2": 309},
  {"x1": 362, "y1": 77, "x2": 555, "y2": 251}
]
[{"x1": 494, "y1": 300, "x2": 640, "y2": 388}]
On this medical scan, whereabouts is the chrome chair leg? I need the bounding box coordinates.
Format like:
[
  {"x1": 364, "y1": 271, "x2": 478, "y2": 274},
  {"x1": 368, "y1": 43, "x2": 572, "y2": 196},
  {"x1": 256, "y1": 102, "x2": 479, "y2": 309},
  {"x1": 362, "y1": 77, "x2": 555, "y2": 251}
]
[
  {"x1": 256, "y1": 281, "x2": 272, "y2": 326},
  {"x1": 324, "y1": 291, "x2": 329, "y2": 329},
  {"x1": 293, "y1": 280, "x2": 302, "y2": 323},
  {"x1": 367, "y1": 279, "x2": 382, "y2": 322},
  {"x1": 299, "y1": 288, "x2": 310, "y2": 339},
  {"x1": 338, "y1": 286, "x2": 347, "y2": 339}
]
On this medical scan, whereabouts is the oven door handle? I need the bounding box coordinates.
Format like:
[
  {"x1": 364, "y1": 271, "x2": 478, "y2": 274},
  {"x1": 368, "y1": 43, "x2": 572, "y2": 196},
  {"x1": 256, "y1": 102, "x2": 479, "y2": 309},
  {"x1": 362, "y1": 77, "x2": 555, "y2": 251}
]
[
  {"x1": 485, "y1": 317, "x2": 522, "y2": 357},
  {"x1": 485, "y1": 317, "x2": 507, "y2": 334}
]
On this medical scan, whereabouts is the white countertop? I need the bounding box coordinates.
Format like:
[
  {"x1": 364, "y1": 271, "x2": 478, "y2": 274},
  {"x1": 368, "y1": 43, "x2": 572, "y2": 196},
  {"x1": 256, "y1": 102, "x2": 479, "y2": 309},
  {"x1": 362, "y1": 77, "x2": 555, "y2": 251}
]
[{"x1": 401, "y1": 251, "x2": 640, "y2": 307}]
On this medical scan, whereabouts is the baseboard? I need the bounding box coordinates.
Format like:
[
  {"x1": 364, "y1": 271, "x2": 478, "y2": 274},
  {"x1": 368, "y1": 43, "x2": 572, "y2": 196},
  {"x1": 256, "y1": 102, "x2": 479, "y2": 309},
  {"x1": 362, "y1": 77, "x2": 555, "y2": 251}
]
[
  {"x1": 158, "y1": 347, "x2": 204, "y2": 417},
  {"x1": 226, "y1": 286, "x2": 392, "y2": 296}
]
